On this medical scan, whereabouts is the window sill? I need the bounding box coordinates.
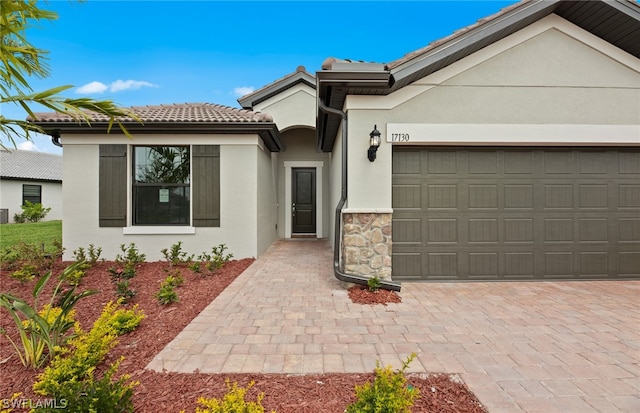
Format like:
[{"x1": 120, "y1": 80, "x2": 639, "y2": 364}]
[{"x1": 122, "y1": 226, "x2": 196, "y2": 235}]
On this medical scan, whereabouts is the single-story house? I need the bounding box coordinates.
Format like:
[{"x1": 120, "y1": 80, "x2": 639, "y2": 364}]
[
  {"x1": 0, "y1": 150, "x2": 63, "y2": 223},
  {"x1": 30, "y1": 0, "x2": 639, "y2": 283}
]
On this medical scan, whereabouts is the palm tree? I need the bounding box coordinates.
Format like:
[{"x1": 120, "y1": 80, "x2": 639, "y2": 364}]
[{"x1": 0, "y1": 1, "x2": 139, "y2": 148}]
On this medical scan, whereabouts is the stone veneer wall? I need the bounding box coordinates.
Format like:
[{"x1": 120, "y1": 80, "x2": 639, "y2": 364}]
[{"x1": 342, "y1": 212, "x2": 392, "y2": 280}]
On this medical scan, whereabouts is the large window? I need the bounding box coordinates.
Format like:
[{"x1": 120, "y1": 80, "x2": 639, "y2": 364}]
[
  {"x1": 23, "y1": 184, "x2": 42, "y2": 205},
  {"x1": 133, "y1": 146, "x2": 190, "y2": 225}
]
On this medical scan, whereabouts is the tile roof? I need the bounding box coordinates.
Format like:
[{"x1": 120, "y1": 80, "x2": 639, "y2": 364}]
[
  {"x1": 28, "y1": 103, "x2": 273, "y2": 124},
  {"x1": 238, "y1": 66, "x2": 316, "y2": 109},
  {"x1": 0, "y1": 149, "x2": 63, "y2": 182},
  {"x1": 385, "y1": 0, "x2": 528, "y2": 70}
]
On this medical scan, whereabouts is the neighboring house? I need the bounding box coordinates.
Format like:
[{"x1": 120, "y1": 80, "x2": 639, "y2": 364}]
[
  {"x1": 0, "y1": 150, "x2": 63, "y2": 223},
  {"x1": 30, "y1": 0, "x2": 639, "y2": 282}
]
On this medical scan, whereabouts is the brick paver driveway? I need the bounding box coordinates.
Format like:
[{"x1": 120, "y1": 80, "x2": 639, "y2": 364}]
[{"x1": 149, "y1": 240, "x2": 640, "y2": 413}]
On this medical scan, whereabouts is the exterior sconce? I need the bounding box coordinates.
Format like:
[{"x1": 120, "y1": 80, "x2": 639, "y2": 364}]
[{"x1": 368, "y1": 125, "x2": 381, "y2": 162}]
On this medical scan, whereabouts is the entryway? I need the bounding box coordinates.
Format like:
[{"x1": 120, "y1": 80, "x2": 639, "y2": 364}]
[
  {"x1": 291, "y1": 168, "x2": 316, "y2": 235},
  {"x1": 284, "y1": 160, "x2": 323, "y2": 238}
]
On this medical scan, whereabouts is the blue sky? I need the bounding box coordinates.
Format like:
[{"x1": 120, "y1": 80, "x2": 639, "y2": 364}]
[{"x1": 3, "y1": 0, "x2": 515, "y2": 154}]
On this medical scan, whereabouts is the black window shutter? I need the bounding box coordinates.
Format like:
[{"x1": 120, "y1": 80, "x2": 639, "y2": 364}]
[
  {"x1": 99, "y1": 144, "x2": 127, "y2": 227},
  {"x1": 192, "y1": 145, "x2": 220, "y2": 227}
]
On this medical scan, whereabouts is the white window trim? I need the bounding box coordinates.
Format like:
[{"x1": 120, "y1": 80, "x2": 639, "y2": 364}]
[
  {"x1": 284, "y1": 161, "x2": 323, "y2": 239},
  {"x1": 124, "y1": 144, "x2": 196, "y2": 235},
  {"x1": 123, "y1": 226, "x2": 195, "y2": 235}
]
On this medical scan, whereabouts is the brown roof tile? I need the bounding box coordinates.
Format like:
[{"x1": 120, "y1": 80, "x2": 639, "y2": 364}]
[
  {"x1": 28, "y1": 103, "x2": 273, "y2": 124},
  {"x1": 386, "y1": 0, "x2": 529, "y2": 70}
]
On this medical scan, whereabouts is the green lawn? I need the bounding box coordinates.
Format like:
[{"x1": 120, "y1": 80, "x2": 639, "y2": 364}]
[{"x1": 0, "y1": 220, "x2": 62, "y2": 252}]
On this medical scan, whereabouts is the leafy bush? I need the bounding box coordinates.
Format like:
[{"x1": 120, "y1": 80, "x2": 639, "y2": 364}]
[
  {"x1": 115, "y1": 243, "x2": 145, "y2": 264},
  {"x1": 33, "y1": 300, "x2": 144, "y2": 395},
  {"x1": 9, "y1": 264, "x2": 39, "y2": 283},
  {"x1": 0, "y1": 241, "x2": 55, "y2": 272},
  {"x1": 115, "y1": 280, "x2": 136, "y2": 302},
  {"x1": 155, "y1": 283, "x2": 179, "y2": 305},
  {"x1": 194, "y1": 244, "x2": 233, "y2": 275},
  {"x1": 14, "y1": 201, "x2": 51, "y2": 223},
  {"x1": 193, "y1": 380, "x2": 274, "y2": 413},
  {"x1": 108, "y1": 243, "x2": 144, "y2": 302},
  {"x1": 33, "y1": 357, "x2": 137, "y2": 413},
  {"x1": 72, "y1": 244, "x2": 103, "y2": 264},
  {"x1": 367, "y1": 276, "x2": 382, "y2": 292},
  {"x1": 161, "y1": 241, "x2": 193, "y2": 266},
  {"x1": 345, "y1": 353, "x2": 420, "y2": 413},
  {"x1": 0, "y1": 262, "x2": 97, "y2": 368}
]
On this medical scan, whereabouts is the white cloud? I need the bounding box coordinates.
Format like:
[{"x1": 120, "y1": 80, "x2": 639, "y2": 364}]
[
  {"x1": 17, "y1": 141, "x2": 40, "y2": 152},
  {"x1": 76, "y1": 81, "x2": 108, "y2": 94},
  {"x1": 233, "y1": 86, "x2": 255, "y2": 97},
  {"x1": 110, "y1": 79, "x2": 158, "y2": 92},
  {"x1": 76, "y1": 79, "x2": 158, "y2": 94}
]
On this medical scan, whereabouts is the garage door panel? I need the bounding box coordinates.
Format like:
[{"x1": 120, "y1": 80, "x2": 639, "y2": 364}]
[
  {"x1": 543, "y1": 151, "x2": 575, "y2": 174},
  {"x1": 619, "y1": 252, "x2": 640, "y2": 277},
  {"x1": 469, "y1": 185, "x2": 499, "y2": 209},
  {"x1": 504, "y1": 184, "x2": 534, "y2": 209},
  {"x1": 619, "y1": 184, "x2": 640, "y2": 208},
  {"x1": 428, "y1": 185, "x2": 458, "y2": 209},
  {"x1": 619, "y1": 152, "x2": 640, "y2": 174},
  {"x1": 469, "y1": 151, "x2": 499, "y2": 174},
  {"x1": 469, "y1": 253, "x2": 499, "y2": 278},
  {"x1": 392, "y1": 147, "x2": 640, "y2": 281},
  {"x1": 505, "y1": 253, "x2": 535, "y2": 278},
  {"x1": 504, "y1": 219, "x2": 535, "y2": 243},
  {"x1": 505, "y1": 151, "x2": 535, "y2": 174},
  {"x1": 619, "y1": 218, "x2": 640, "y2": 242}
]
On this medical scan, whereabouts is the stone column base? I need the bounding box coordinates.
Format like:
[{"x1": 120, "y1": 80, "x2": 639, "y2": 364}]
[{"x1": 342, "y1": 211, "x2": 392, "y2": 280}]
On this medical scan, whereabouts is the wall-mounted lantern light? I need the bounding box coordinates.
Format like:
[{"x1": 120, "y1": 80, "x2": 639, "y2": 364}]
[{"x1": 368, "y1": 125, "x2": 381, "y2": 162}]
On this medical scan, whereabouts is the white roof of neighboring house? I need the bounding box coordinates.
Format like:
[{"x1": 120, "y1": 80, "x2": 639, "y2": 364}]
[{"x1": 0, "y1": 149, "x2": 63, "y2": 182}]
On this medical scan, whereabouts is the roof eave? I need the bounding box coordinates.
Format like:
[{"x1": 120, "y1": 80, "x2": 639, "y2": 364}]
[
  {"x1": 238, "y1": 71, "x2": 317, "y2": 110},
  {"x1": 316, "y1": 69, "x2": 393, "y2": 152},
  {"x1": 33, "y1": 121, "x2": 286, "y2": 152}
]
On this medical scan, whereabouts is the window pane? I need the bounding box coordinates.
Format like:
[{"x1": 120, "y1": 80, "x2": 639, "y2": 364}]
[
  {"x1": 23, "y1": 184, "x2": 41, "y2": 204},
  {"x1": 134, "y1": 186, "x2": 190, "y2": 225},
  {"x1": 134, "y1": 146, "x2": 190, "y2": 184}
]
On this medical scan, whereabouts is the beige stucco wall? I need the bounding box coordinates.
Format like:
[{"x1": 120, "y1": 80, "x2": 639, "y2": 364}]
[
  {"x1": 0, "y1": 179, "x2": 63, "y2": 222},
  {"x1": 60, "y1": 134, "x2": 267, "y2": 261},
  {"x1": 343, "y1": 15, "x2": 640, "y2": 210},
  {"x1": 256, "y1": 145, "x2": 278, "y2": 256},
  {"x1": 252, "y1": 84, "x2": 316, "y2": 131}
]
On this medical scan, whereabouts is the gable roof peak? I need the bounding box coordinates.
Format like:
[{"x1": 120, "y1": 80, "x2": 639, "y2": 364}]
[{"x1": 238, "y1": 66, "x2": 316, "y2": 109}]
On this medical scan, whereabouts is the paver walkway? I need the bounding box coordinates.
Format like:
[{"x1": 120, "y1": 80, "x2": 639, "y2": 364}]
[{"x1": 148, "y1": 239, "x2": 640, "y2": 413}]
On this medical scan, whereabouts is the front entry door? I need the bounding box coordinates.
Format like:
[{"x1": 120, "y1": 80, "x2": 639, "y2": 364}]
[{"x1": 292, "y1": 168, "x2": 316, "y2": 234}]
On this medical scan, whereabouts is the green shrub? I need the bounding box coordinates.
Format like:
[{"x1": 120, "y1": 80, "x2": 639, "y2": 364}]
[
  {"x1": 33, "y1": 357, "x2": 137, "y2": 413},
  {"x1": 161, "y1": 241, "x2": 193, "y2": 266},
  {"x1": 155, "y1": 283, "x2": 179, "y2": 305},
  {"x1": 0, "y1": 262, "x2": 97, "y2": 368},
  {"x1": 115, "y1": 280, "x2": 136, "y2": 302},
  {"x1": 163, "y1": 270, "x2": 184, "y2": 288},
  {"x1": 72, "y1": 244, "x2": 103, "y2": 264},
  {"x1": 33, "y1": 300, "x2": 144, "y2": 395},
  {"x1": 9, "y1": 263, "x2": 39, "y2": 283},
  {"x1": 367, "y1": 276, "x2": 382, "y2": 292},
  {"x1": 193, "y1": 380, "x2": 274, "y2": 413},
  {"x1": 14, "y1": 201, "x2": 51, "y2": 223},
  {"x1": 1, "y1": 241, "x2": 54, "y2": 272},
  {"x1": 196, "y1": 244, "x2": 233, "y2": 275},
  {"x1": 115, "y1": 243, "x2": 145, "y2": 264},
  {"x1": 345, "y1": 353, "x2": 420, "y2": 413}
]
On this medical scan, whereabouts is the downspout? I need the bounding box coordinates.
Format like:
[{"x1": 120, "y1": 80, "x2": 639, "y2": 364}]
[
  {"x1": 317, "y1": 100, "x2": 401, "y2": 292},
  {"x1": 50, "y1": 130, "x2": 62, "y2": 147}
]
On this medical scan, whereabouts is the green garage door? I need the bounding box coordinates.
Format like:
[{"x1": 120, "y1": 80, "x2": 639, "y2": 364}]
[{"x1": 392, "y1": 148, "x2": 640, "y2": 281}]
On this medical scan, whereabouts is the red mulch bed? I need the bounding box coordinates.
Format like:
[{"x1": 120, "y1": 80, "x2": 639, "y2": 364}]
[
  {"x1": 1, "y1": 258, "x2": 486, "y2": 412},
  {"x1": 348, "y1": 285, "x2": 403, "y2": 305}
]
